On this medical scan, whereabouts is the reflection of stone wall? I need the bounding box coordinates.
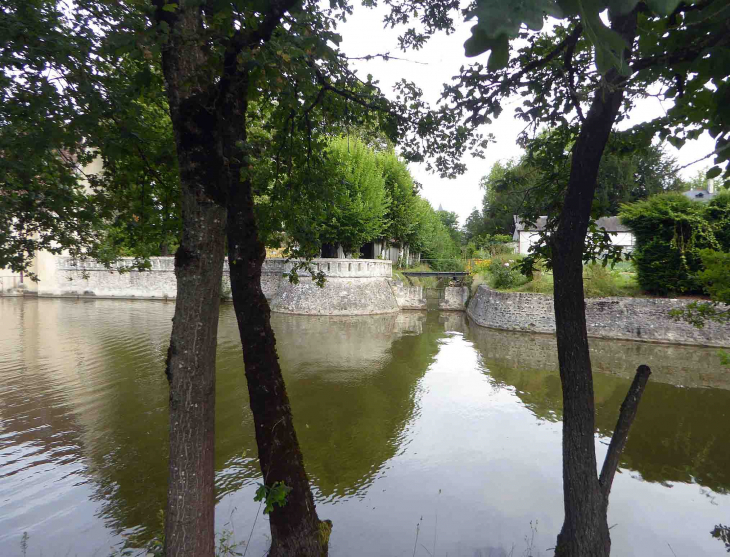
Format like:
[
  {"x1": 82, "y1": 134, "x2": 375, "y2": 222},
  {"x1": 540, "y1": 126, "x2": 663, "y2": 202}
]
[
  {"x1": 468, "y1": 285, "x2": 730, "y2": 347},
  {"x1": 466, "y1": 321, "x2": 730, "y2": 390}
]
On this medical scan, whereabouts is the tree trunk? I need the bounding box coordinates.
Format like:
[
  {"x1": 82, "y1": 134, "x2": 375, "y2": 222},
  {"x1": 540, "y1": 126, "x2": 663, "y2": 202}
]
[
  {"x1": 552, "y1": 10, "x2": 639, "y2": 557},
  {"x1": 154, "y1": 2, "x2": 227, "y2": 555},
  {"x1": 321, "y1": 242, "x2": 338, "y2": 258},
  {"x1": 164, "y1": 184, "x2": 225, "y2": 557},
  {"x1": 220, "y1": 72, "x2": 329, "y2": 556},
  {"x1": 226, "y1": 182, "x2": 329, "y2": 556}
]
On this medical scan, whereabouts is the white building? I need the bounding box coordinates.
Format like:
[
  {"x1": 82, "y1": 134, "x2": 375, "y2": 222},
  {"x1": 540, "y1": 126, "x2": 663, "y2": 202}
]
[{"x1": 512, "y1": 215, "x2": 635, "y2": 255}]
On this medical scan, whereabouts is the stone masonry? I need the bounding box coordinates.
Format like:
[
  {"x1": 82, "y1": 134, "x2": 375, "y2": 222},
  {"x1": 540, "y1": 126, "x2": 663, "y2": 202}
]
[{"x1": 467, "y1": 285, "x2": 730, "y2": 347}]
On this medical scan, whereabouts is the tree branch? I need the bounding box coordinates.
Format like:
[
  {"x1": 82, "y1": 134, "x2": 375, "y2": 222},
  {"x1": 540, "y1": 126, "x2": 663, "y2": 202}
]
[
  {"x1": 346, "y1": 52, "x2": 428, "y2": 65},
  {"x1": 599, "y1": 365, "x2": 652, "y2": 498},
  {"x1": 563, "y1": 23, "x2": 585, "y2": 124},
  {"x1": 230, "y1": 0, "x2": 301, "y2": 54},
  {"x1": 631, "y1": 29, "x2": 729, "y2": 72}
]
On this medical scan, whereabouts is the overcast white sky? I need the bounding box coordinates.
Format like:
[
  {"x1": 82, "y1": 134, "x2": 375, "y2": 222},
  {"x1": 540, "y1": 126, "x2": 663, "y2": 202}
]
[{"x1": 338, "y1": 6, "x2": 716, "y2": 225}]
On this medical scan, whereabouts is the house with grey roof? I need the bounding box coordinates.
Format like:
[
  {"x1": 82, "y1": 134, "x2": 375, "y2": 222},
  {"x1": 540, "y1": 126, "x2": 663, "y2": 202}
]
[{"x1": 512, "y1": 216, "x2": 635, "y2": 255}]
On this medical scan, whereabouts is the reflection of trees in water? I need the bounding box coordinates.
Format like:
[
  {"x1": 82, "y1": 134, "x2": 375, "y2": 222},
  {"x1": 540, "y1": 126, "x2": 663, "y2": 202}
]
[
  {"x1": 467, "y1": 323, "x2": 730, "y2": 494},
  {"x1": 20, "y1": 306, "x2": 446, "y2": 544},
  {"x1": 257, "y1": 311, "x2": 446, "y2": 500}
]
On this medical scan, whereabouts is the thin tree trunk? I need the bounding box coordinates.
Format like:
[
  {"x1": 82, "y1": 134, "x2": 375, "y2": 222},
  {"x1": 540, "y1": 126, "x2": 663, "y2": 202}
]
[
  {"x1": 220, "y1": 71, "x2": 329, "y2": 556},
  {"x1": 226, "y1": 183, "x2": 329, "y2": 556},
  {"x1": 154, "y1": 2, "x2": 227, "y2": 555},
  {"x1": 552, "y1": 10, "x2": 639, "y2": 557}
]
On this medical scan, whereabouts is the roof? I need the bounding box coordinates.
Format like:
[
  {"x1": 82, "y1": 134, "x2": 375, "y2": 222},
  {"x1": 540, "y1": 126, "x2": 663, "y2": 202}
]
[
  {"x1": 513, "y1": 215, "x2": 631, "y2": 234},
  {"x1": 682, "y1": 189, "x2": 718, "y2": 203},
  {"x1": 513, "y1": 215, "x2": 548, "y2": 233}
]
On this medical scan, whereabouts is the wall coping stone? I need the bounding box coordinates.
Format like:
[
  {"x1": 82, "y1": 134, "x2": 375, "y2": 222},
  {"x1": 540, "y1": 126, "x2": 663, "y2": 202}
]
[{"x1": 55, "y1": 256, "x2": 392, "y2": 278}]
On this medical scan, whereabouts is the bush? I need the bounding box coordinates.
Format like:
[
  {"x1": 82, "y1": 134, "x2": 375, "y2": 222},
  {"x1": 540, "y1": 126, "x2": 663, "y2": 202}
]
[
  {"x1": 430, "y1": 258, "x2": 465, "y2": 272},
  {"x1": 488, "y1": 258, "x2": 521, "y2": 289},
  {"x1": 619, "y1": 193, "x2": 719, "y2": 294},
  {"x1": 706, "y1": 191, "x2": 730, "y2": 251}
]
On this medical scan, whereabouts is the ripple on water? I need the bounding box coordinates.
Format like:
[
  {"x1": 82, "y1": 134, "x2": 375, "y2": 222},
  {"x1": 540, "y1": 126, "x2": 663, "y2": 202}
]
[{"x1": 0, "y1": 298, "x2": 729, "y2": 557}]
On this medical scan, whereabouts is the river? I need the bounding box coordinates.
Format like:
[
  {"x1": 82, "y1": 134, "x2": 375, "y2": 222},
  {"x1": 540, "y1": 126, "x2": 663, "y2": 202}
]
[{"x1": 1, "y1": 298, "x2": 728, "y2": 556}]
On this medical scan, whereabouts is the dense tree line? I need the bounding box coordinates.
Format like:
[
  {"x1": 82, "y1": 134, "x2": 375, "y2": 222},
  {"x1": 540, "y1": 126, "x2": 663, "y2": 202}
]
[{"x1": 302, "y1": 136, "x2": 461, "y2": 263}]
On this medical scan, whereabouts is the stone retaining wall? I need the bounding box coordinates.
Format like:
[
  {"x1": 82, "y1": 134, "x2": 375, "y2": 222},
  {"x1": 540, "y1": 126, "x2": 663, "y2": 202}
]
[
  {"x1": 439, "y1": 286, "x2": 469, "y2": 311},
  {"x1": 21, "y1": 256, "x2": 401, "y2": 315},
  {"x1": 467, "y1": 285, "x2": 730, "y2": 347},
  {"x1": 389, "y1": 281, "x2": 427, "y2": 310}
]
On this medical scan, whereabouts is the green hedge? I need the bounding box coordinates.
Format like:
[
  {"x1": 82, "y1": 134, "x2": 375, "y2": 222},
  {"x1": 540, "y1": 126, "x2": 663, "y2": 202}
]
[{"x1": 619, "y1": 192, "x2": 728, "y2": 294}]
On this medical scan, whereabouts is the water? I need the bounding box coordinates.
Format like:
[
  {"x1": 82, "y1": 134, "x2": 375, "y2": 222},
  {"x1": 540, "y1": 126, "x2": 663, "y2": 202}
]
[{"x1": 0, "y1": 298, "x2": 728, "y2": 557}]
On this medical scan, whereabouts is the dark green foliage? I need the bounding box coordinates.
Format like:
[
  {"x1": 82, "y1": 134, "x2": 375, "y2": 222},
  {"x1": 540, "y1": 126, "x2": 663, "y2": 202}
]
[
  {"x1": 706, "y1": 192, "x2": 730, "y2": 252},
  {"x1": 317, "y1": 137, "x2": 390, "y2": 255},
  {"x1": 478, "y1": 142, "x2": 686, "y2": 238},
  {"x1": 619, "y1": 194, "x2": 719, "y2": 294},
  {"x1": 377, "y1": 149, "x2": 419, "y2": 247}
]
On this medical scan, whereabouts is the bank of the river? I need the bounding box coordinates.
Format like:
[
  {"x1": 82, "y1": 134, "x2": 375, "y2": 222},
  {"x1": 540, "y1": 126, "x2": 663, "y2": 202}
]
[
  {"x1": 467, "y1": 284, "x2": 730, "y2": 347},
  {"x1": 0, "y1": 255, "x2": 470, "y2": 315},
  {"x1": 1, "y1": 298, "x2": 728, "y2": 557},
  {"x1": 4, "y1": 254, "x2": 728, "y2": 346}
]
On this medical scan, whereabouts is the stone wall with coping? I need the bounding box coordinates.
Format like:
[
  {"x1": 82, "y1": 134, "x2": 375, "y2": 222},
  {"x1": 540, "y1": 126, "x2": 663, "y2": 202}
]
[
  {"x1": 271, "y1": 277, "x2": 399, "y2": 315},
  {"x1": 22, "y1": 256, "x2": 400, "y2": 314},
  {"x1": 467, "y1": 285, "x2": 730, "y2": 347}
]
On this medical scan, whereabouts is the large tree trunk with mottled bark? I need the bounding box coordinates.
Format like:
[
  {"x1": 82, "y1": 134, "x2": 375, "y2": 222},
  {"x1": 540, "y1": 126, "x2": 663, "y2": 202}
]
[
  {"x1": 154, "y1": 2, "x2": 227, "y2": 555},
  {"x1": 552, "y1": 10, "x2": 649, "y2": 557}
]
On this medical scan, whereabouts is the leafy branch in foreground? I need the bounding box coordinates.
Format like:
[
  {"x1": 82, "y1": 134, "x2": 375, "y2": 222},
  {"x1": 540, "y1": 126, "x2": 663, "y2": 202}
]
[{"x1": 255, "y1": 482, "x2": 293, "y2": 515}]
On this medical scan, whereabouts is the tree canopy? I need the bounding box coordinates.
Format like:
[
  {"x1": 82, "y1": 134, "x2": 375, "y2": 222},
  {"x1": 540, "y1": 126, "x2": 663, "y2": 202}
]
[{"x1": 477, "y1": 143, "x2": 687, "y2": 236}]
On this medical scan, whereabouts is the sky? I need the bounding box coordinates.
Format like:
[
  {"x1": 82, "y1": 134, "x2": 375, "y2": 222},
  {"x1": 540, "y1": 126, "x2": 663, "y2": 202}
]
[{"x1": 337, "y1": 6, "x2": 716, "y2": 225}]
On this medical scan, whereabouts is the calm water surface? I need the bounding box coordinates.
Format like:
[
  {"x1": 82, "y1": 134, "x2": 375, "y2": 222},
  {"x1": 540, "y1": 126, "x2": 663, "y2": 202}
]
[{"x1": 1, "y1": 298, "x2": 729, "y2": 556}]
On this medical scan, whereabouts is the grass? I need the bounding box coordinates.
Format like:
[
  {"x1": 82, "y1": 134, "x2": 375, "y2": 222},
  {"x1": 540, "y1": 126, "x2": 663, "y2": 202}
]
[
  {"x1": 474, "y1": 257, "x2": 645, "y2": 298},
  {"x1": 393, "y1": 263, "x2": 441, "y2": 288}
]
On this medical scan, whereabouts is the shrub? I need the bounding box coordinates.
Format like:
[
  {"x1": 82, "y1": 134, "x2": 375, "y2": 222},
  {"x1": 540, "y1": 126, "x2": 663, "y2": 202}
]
[
  {"x1": 430, "y1": 258, "x2": 465, "y2": 272},
  {"x1": 706, "y1": 191, "x2": 730, "y2": 251},
  {"x1": 488, "y1": 258, "x2": 521, "y2": 289},
  {"x1": 619, "y1": 193, "x2": 719, "y2": 294}
]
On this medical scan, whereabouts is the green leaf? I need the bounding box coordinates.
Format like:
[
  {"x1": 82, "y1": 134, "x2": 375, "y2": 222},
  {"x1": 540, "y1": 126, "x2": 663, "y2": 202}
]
[
  {"x1": 706, "y1": 166, "x2": 722, "y2": 180},
  {"x1": 645, "y1": 0, "x2": 682, "y2": 16},
  {"x1": 464, "y1": 27, "x2": 510, "y2": 69},
  {"x1": 578, "y1": 0, "x2": 630, "y2": 75},
  {"x1": 465, "y1": 0, "x2": 562, "y2": 36},
  {"x1": 162, "y1": 3, "x2": 178, "y2": 12}
]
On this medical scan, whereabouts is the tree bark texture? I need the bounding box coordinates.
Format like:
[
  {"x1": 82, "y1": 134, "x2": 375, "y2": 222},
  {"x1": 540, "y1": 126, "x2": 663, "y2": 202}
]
[
  {"x1": 552, "y1": 11, "x2": 639, "y2": 557},
  {"x1": 220, "y1": 69, "x2": 329, "y2": 556},
  {"x1": 155, "y1": 2, "x2": 227, "y2": 556}
]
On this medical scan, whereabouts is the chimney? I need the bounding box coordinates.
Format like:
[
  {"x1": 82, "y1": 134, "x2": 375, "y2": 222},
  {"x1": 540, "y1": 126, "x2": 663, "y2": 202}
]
[{"x1": 707, "y1": 178, "x2": 715, "y2": 194}]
